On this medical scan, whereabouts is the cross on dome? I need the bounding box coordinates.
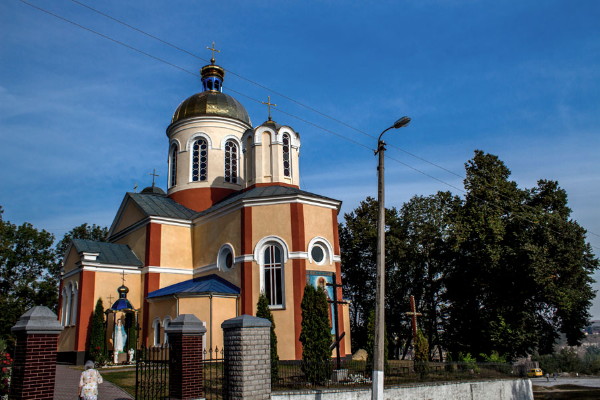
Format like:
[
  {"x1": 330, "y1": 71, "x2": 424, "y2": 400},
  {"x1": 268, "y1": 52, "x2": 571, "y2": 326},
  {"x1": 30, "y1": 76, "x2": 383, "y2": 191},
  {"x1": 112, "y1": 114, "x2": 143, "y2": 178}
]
[
  {"x1": 261, "y1": 96, "x2": 277, "y2": 121},
  {"x1": 206, "y1": 41, "x2": 220, "y2": 64}
]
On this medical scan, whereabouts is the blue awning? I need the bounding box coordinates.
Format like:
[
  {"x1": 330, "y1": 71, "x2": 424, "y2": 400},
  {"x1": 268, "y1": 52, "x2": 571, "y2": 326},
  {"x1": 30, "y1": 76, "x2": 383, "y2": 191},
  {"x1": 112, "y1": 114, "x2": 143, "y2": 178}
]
[{"x1": 147, "y1": 274, "x2": 240, "y2": 299}]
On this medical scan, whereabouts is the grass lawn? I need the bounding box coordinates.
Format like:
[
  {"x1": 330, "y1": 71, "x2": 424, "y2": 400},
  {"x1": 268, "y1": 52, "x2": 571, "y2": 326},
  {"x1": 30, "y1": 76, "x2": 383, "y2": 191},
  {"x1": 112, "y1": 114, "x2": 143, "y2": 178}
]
[{"x1": 101, "y1": 369, "x2": 136, "y2": 397}]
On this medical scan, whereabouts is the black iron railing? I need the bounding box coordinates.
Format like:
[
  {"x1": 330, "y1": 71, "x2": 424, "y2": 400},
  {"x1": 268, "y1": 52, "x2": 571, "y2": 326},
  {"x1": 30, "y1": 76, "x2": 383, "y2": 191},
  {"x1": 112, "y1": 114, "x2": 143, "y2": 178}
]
[
  {"x1": 273, "y1": 360, "x2": 515, "y2": 390},
  {"x1": 135, "y1": 345, "x2": 170, "y2": 400}
]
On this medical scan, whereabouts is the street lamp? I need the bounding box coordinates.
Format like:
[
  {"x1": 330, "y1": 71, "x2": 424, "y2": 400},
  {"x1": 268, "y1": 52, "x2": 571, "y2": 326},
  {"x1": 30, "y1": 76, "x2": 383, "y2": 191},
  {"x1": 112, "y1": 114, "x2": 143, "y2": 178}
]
[{"x1": 372, "y1": 116, "x2": 411, "y2": 400}]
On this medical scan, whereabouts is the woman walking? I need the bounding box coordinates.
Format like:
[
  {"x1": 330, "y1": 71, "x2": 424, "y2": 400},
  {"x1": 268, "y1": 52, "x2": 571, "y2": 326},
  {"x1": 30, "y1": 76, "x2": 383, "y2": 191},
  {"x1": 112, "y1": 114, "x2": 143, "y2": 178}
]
[{"x1": 79, "y1": 360, "x2": 103, "y2": 400}]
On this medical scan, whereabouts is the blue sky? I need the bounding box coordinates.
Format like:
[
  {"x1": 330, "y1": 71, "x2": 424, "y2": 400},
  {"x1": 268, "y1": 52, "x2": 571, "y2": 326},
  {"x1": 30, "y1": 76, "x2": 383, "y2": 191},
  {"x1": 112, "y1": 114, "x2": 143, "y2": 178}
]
[{"x1": 1, "y1": 1, "x2": 599, "y2": 316}]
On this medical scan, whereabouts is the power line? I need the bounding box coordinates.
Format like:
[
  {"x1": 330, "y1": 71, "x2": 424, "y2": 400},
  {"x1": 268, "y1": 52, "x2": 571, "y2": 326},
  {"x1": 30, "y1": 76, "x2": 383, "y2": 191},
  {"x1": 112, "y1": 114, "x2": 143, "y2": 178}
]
[
  {"x1": 64, "y1": 0, "x2": 596, "y2": 240},
  {"x1": 18, "y1": 0, "x2": 600, "y2": 250},
  {"x1": 65, "y1": 0, "x2": 465, "y2": 181}
]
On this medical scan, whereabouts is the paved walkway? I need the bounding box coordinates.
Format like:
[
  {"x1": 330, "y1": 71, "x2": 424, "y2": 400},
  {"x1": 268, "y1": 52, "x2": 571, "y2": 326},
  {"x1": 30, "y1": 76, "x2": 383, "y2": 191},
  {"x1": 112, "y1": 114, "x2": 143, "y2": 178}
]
[{"x1": 54, "y1": 364, "x2": 133, "y2": 400}]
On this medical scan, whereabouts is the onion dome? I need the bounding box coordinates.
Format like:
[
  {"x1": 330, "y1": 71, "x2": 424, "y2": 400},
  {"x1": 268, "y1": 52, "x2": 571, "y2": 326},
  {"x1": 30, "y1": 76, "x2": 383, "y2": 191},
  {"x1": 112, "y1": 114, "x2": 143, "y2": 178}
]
[
  {"x1": 110, "y1": 284, "x2": 135, "y2": 311},
  {"x1": 171, "y1": 59, "x2": 251, "y2": 126},
  {"x1": 140, "y1": 186, "x2": 166, "y2": 195}
]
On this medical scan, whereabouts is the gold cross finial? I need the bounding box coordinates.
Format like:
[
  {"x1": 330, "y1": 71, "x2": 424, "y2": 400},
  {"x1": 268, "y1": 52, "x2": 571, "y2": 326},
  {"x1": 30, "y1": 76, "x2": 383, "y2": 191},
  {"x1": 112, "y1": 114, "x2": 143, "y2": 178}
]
[
  {"x1": 261, "y1": 96, "x2": 277, "y2": 121},
  {"x1": 121, "y1": 270, "x2": 126, "y2": 286},
  {"x1": 148, "y1": 169, "x2": 159, "y2": 187},
  {"x1": 207, "y1": 41, "x2": 220, "y2": 64}
]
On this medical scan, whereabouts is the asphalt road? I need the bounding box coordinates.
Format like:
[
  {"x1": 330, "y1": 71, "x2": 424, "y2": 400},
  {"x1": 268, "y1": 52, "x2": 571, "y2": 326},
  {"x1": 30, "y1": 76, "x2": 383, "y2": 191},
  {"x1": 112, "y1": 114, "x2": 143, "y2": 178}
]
[{"x1": 531, "y1": 376, "x2": 600, "y2": 389}]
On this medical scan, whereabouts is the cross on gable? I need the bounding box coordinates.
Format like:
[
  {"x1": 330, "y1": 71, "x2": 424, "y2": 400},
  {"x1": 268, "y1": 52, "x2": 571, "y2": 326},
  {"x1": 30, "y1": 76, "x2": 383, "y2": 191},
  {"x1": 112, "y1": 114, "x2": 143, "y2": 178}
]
[
  {"x1": 261, "y1": 96, "x2": 277, "y2": 121},
  {"x1": 206, "y1": 41, "x2": 220, "y2": 64},
  {"x1": 404, "y1": 295, "x2": 422, "y2": 340}
]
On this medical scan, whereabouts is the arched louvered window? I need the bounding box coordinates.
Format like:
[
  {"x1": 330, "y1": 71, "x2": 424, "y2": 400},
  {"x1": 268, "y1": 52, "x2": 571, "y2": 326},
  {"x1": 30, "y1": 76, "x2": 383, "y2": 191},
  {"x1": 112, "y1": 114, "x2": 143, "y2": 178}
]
[
  {"x1": 169, "y1": 144, "x2": 178, "y2": 188},
  {"x1": 224, "y1": 140, "x2": 238, "y2": 184},
  {"x1": 153, "y1": 319, "x2": 161, "y2": 346},
  {"x1": 163, "y1": 317, "x2": 171, "y2": 345},
  {"x1": 282, "y1": 133, "x2": 291, "y2": 178},
  {"x1": 263, "y1": 244, "x2": 284, "y2": 307},
  {"x1": 61, "y1": 287, "x2": 70, "y2": 326},
  {"x1": 70, "y1": 284, "x2": 78, "y2": 325},
  {"x1": 192, "y1": 138, "x2": 208, "y2": 181}
]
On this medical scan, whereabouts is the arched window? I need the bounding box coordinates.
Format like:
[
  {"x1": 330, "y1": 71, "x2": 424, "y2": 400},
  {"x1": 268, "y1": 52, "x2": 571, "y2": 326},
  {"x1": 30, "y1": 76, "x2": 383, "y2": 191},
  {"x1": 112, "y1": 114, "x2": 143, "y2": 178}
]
[
  {"x1": 263, "y1": 244, "x2": 284, "y2": 307},
  {"x1": 282, "y1": 133, "x2": 291, "y2": 178},
  {"x1": 70, "y1": 284, "x2": 78, "y2": 325},
  {"x1": 192, "y1": 138, "x2": 208, "y2": 181},
  {"x1": 169, "y1": 144, "x2": 178, "y2": 188},
  {"x1": 224, "y1": 140, "x2": 238, "y2": 184},
  {"x1": 163, "y1": 317, "x2": 171, "y2": 345},
  {"x1": 61, "y1": 287, "x2": 70, "y2": 326},
  {"x1": 153, "y1": 319, "x2": 161, "y2": 346}
]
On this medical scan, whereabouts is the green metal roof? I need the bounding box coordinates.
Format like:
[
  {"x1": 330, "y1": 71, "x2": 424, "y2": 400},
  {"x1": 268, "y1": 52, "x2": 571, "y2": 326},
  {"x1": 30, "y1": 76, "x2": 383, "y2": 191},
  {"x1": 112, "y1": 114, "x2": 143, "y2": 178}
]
[{"x1": 72, "y1": 239, "x2": 143, "y2": 266}]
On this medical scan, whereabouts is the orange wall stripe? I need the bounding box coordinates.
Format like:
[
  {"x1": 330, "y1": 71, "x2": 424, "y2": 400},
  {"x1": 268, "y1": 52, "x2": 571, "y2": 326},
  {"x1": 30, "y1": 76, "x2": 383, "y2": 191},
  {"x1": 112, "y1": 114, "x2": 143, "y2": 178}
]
[
  {"x1": 241, "y1": 207, "x2": 253, "y2": 314},
  {"x1": 290, "y1": 203, "x2": 306, "y2": 359},
  {"x1": 75, "y1": 270, "x2": 95, "y2": 351},
  {"x1": 142, "y1": 223, "x2": 162, "y2": 343},
  {"x1": 332, "y1": 209, "x2": 346, "y2": 356}
]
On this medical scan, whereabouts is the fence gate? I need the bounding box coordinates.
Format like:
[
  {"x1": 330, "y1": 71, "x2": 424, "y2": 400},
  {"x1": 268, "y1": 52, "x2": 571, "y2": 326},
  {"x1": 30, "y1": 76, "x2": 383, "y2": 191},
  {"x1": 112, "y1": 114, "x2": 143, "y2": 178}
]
[
  {"x1": 135, "y1": 346, "x2": 170, "y2": 400},
  {"x1": 202, "y1": 346, "x2": 225, "y2": 400}
]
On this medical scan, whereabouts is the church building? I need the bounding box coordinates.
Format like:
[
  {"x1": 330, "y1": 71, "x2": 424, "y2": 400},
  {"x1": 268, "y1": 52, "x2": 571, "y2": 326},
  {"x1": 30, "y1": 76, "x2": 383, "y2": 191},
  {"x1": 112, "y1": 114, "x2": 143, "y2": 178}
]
[{"x1": 57, "y1": 54, "x2": 351, "y2": 364}]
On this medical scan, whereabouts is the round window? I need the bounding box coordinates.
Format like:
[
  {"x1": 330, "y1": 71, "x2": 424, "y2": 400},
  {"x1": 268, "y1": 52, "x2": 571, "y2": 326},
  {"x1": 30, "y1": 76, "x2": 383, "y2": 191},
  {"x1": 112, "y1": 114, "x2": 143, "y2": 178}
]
[
  {"x1": 218, "y1": 245, "x2": 235, "y2": 271},
  {"x1": 311, "y1": 245, "x2": 325, "y2": 264}
]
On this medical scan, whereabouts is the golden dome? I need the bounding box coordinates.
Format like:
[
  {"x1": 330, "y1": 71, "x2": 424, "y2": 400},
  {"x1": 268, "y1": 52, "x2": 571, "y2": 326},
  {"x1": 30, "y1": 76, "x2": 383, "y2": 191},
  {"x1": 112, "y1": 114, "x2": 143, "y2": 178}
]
[{"x1": 171, "y1": 91, "x2": 251, "y2": 126}]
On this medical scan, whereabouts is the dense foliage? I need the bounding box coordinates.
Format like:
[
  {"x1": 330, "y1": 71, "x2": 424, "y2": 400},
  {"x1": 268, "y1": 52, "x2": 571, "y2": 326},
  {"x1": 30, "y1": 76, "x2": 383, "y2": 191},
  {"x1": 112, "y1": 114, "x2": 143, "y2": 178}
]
[
  {"x1": 340, "y1": 150, "x2": 598, "y2": 360},
  {"x1": 299, "y1": 284, "x2": 332, "y2": 384},
  {"x1": 0, "y1": 207, "x2": 59, "y2": 350},
  {"x1": 89, "y1": 298, "x2": 106, "y2": 364},
  {"x1": 256, "y1": 292, "x2": 279, "y2": 381},
  {"x1": 0, "y1": 212, "x2": 109, "y2": 352}
]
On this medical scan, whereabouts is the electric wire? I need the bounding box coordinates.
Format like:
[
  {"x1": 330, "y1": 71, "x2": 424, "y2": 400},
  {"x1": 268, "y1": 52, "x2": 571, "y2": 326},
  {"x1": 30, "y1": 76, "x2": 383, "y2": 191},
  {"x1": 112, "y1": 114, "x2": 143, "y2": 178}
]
[
  {"x1": 63, "y1": 0, "x2": 598, "y2": 240},
  {"x1": 17, "y1": 0, "x2": 600, "y2": 250},
  {"x1": 65, "y1": 0, "x2": 465, "y2": 180}
]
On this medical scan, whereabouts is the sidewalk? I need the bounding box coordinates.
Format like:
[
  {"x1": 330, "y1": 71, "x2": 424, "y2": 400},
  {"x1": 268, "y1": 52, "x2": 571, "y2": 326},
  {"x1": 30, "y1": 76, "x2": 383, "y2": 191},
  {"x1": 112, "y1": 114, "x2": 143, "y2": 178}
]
[{"x1": 54, "y1": 364, "x2": 133, "y2": 400}]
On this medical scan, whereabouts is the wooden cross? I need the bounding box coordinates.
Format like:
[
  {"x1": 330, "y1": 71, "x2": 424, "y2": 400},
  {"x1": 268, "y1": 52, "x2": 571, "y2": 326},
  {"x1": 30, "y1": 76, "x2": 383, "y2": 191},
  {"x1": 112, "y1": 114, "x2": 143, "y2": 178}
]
[
  {"x1": 148, "y1": 169, "x2": 159, "y2": 187},
  {"x1": 261, "y1": 96, "x2": 277, "y2": 121},
  {"x1": 405, "y1": 295, "x2": 422, "y2": 340},
  {"x1": 206, "y1": 41, "x2": 220, "y2": 64},
  {"x1": 326, "y1": 274, "x2": 348, "y2": 370}
]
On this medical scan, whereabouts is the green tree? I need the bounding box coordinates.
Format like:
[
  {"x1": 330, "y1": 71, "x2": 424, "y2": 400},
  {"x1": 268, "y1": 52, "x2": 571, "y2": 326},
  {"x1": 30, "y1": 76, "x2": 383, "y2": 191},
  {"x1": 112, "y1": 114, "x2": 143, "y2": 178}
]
[
  {"x1": 339, "y1": 197, "x2": 400, "y2": 353},
  {"x1": 0, "y1": 207, "x2": 58, "y2": 349},
  {"x1": 56, "y1": 223, "x2": 108, "y2": 260},
  {"x1": 445, "y1": 150, "x2": 598, "y2": 358},
  {"x1": 299, "y1": 284, "x2": 332, "y2": 384},
  {"x1": 414, "y1": 329, "x2": 429, "y2": 377},
  {"x1": 256, "y1": 292, "x2": 279, "y2": 381},
  {"x1": 88, "y1": 298, "x2": 106, "y2": 363}
]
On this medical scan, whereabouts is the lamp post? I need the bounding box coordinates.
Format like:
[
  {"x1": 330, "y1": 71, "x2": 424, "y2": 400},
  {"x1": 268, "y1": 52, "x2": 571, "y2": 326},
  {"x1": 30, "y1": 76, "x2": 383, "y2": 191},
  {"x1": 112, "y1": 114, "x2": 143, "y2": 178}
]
[{"x1": 372, "y1": 116, "x2": 411, "y2": 400}]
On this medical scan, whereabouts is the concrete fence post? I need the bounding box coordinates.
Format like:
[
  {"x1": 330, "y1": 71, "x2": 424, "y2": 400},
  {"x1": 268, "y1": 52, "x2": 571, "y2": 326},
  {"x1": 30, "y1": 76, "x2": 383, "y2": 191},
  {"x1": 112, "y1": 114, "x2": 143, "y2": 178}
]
[
  {"x1": 222, "y1": 315, "x2": 271, "y2": 400},
  {"x1": 9, "y1": 306, "x2": 63, "y2": 400},
  {"x1": 164, "y1": 314, "x2": 206, "y2": 400}
]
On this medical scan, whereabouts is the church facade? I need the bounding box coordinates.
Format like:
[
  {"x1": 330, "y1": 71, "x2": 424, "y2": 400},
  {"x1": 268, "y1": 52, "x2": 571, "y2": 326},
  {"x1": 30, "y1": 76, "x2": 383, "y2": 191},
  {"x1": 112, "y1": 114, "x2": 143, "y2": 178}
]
[{"x1": 57, "y1": 57, "x2": 351, "y2": 364}]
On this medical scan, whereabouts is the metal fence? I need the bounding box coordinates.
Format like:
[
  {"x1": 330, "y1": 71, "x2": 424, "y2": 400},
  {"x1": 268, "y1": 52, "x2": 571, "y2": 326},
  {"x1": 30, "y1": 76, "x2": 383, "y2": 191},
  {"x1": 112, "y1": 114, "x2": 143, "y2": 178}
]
[
  {"x1": 135, "y1": 346, "x2": 170, "y2": 400},
  {"x1": 273, "y1": 359, "x2": 515, "y2": 390},
  {"x1": 134, "y1": 345, "x2": 224, "y2": 400},
  {"x1": 203, "y1": 347, "x2": 225, "y2": 400}
]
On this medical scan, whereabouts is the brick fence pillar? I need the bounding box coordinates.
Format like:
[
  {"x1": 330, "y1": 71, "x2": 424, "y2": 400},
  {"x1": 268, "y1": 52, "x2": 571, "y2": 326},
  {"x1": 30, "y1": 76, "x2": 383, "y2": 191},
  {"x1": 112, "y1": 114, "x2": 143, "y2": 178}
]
[
  {"x1": 165, "y1": 314, "x2": 206, "y2": 400},
  {"x1": 222, "y1": 315, "x2": 271, "y2": 400},
  {"x1": 9, "y1": 306, "x2": 63, "y2": 400}
]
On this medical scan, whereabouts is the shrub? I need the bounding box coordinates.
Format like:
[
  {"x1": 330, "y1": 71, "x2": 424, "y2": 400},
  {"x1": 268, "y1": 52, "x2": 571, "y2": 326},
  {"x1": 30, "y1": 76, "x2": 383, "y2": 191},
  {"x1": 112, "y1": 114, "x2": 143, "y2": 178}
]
[
  {"x1": 299, "y1": 284, "x2": 332, "y2": 385},
  {"x1": 256, "y1": 293, "x2": 279, "y2": 381}
]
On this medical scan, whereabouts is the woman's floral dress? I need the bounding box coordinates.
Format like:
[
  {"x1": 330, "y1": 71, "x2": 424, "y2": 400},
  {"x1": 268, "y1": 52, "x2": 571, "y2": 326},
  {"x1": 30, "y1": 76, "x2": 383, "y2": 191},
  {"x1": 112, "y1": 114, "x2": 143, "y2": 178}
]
[{"x1": 79, "y1": 368, "x2": 103, "y2": 400}]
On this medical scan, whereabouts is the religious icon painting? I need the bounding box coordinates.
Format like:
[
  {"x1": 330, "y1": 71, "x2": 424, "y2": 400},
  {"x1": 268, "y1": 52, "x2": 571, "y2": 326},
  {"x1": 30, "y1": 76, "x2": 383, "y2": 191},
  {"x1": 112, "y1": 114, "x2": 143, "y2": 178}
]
[{"x1": 306, "y1": 271, "x2": 336, "y2": 335}]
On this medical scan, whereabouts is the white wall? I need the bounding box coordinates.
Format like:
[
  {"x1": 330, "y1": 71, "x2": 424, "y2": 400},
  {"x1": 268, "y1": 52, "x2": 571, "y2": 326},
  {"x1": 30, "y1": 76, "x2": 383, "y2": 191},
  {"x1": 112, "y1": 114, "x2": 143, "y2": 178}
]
[{"x1": 272, "y1": 379, "x2": 533, "y2": 400}]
